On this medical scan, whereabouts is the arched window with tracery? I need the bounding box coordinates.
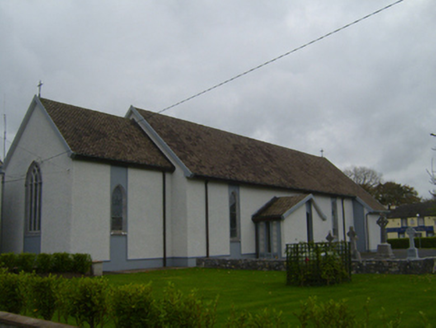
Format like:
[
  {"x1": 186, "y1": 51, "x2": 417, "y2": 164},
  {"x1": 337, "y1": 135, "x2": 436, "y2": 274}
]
[
  {"x1": 111, "y1": 185, "x2": 127, "y2": 234},
  {"x1": 25, "y1": 162, "x2": 42, "y2": 234}
]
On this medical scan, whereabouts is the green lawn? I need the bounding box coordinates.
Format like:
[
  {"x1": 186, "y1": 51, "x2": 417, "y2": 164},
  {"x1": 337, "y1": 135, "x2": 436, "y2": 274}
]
[{"x1": 105, "y1": 268, "x2": 436, "y2": 327}]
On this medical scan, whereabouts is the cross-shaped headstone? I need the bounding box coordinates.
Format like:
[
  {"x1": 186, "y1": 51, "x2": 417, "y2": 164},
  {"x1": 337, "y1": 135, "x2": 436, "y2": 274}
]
[
  {"x1": 326, "y1": 231, "x2": 335, "y2": 243},
  {"x1": 406, "y1": 226, "x2": 419, "y2": 259},
  {"x1": 406, "y1": 227, "x2": 417, "y2": 249},
  {"x1": 377, "y1": 215, "x2": 389, "y2": 243},
  {"x1": 347, "y1": 226, "x2": 361, "y2": 261}
]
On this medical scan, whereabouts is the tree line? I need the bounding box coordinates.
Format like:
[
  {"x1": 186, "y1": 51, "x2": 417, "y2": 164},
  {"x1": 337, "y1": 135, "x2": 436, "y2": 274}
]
[{"x1": 343, "y1": 166, "x2": 422, "y2": 207}]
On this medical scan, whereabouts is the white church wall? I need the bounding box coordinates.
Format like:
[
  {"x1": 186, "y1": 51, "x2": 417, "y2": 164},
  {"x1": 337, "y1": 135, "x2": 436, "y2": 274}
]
[
  {"x1": 2, "y1": 101, "x2": 73, "y2": 253},
  {"x1": 343, "y1": 198, "x2": 356, "y2": 239},
  {"x1": 239, "y1": 186, "x2": 299, "y2": 256},
  {"x1": 367, "y1": 212, "x2": 381, "y2": 251},
  {"x1": 206, "y1": 181, "x2": 229, "y2": 257},
  {"x1": 128, "y1": 168, "x2": 164, "y2": 260},
  {"x1": 282, "y1": 205, "x2": 308, "y2": 246},
  {"x1": 168, "y1": 168, "x2": 189, "y2": 259},
  {"x1": 163, "y1": 172, "x2": 173, "y2": 260},
  {"x1": 70, "y1": 160, "x2": 110, "y2": 261},
  {"x1": 2, "y1": 178, "x2": 25, "y2": 252},
  {"x1": 311, "y1": 196, "x2": 331, "y2": 242},
  {"x1": 39, "y1": 158, "x2": 73, "y2": 253},
  {"x1": 185, "y1": 179, "x2": 206, "y2": 258}
]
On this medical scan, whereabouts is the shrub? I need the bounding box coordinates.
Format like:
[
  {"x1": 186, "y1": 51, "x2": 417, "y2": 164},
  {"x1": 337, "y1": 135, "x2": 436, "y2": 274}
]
[
  {"x1": 55, "y1": 278, "x2": 76, "y2": 323},
  {"x1": 388, "y1": 236, "x2": 436, "y2": 249},
  {"x1": 161, "y1": 283, "x2": 218, "y2": 327},
  {"x1": 52, "y1": 252, "x2": 73, "y2": 273},
  {"x1": 226, "y1": 307, "x2": 283, "y2": 328},
  {"x1": 419, "y1": 236, "x2": 436, "y2": 248},
  {"x1": 28, "y1": 275, "x2": 59, "y2": 320},
  {"x1": 388, "y1": 238, "x2": 409, "y2": 249},
  {"x1": 17, "y1": 253, "x2": 37, "y2": 272},
  {"x1": 72, "y1": 253, "x2": 92, "y2": 274},
  {"x1": 294, "y1": 297, "x2": 356, "y2": 328},
  {"x1": 0, "y1": 271, "x2": 25, "y2": 314},
  {"x1": 35, "y1": 253, "x2": 53, "y2": 273},
  {"x1": 110, "y1": 283, "x2": 160, "y2": 328},
  {"x1": 0, "y1": 253, "x2": 18, "y2": 272},
  {"x1": 286, "y1": 242, "x2": 351, "y2": 286},
  {"x1": 69, "y1": 277, "x2": 109, "y2": 328}
]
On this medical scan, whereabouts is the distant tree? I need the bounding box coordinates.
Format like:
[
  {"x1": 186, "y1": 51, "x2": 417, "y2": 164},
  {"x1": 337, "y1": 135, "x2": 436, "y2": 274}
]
[
  {"x1": 343, "y1": 166, "x2": 382, "y2": 194},
  {"x1": 373, "y1": 181, "x2": 421, "y2": 207}
]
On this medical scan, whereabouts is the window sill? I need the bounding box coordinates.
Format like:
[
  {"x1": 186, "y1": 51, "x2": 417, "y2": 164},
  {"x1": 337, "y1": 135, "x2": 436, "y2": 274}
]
[
  {"x1": 24, "y1": 232, "x2": 41, "y2": 236},
  {"x1": 111, "y1": 231, "x2": 127, "y2": 236}
]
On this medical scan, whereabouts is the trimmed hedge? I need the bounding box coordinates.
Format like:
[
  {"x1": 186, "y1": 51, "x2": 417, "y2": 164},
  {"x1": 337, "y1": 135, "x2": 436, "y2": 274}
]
[
  {"x1": 0, "y1": 272, "x2": 283, "y2": 327},
  {"x1": 388, "y1": 237, "x2": 436, "y2": 249},
  {"x1": 0, "y1": 252, "x2": 92, "y2": 274}
]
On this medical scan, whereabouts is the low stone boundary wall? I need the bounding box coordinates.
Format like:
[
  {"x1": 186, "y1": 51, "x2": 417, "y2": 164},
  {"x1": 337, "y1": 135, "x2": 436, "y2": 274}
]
[
  {"x1": 0, "y1": 312, "x2": 76, "y2": 328},
  {"x1": 197, "y1": 258, "x2": 286, "y2": 271},
  {"x1": 197, "y1": 257, "x2": 436, "y2": 274},
  {"x1": 352, "y1": 258, "x2": 436, "y2": 274}
]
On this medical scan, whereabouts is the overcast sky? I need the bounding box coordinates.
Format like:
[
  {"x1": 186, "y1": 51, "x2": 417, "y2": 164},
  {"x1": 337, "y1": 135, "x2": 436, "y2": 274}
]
[{"x1": 1, "y1": 0, "x2": 435, "y2": 198}]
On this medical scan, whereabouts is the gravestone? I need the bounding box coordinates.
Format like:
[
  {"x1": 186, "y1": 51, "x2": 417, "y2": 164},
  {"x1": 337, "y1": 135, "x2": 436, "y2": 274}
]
[
  {"x1": 376, "y1": 215, "x2": 395, "y2": 258},
  {"x1": 326, "y1": 231, "x2": 335, "y2": 243},
  {"x1": 347, "y1": 226, "x2": 361, "y2": 261},
  {"x1": 406, "y1": 227, "x2": 419, "y2": 259}
]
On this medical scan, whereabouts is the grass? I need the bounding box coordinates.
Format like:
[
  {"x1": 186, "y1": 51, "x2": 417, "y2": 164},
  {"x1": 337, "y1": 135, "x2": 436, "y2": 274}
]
[{"x1": 105, "y1": 268, "x2": 436, "y2": 327}]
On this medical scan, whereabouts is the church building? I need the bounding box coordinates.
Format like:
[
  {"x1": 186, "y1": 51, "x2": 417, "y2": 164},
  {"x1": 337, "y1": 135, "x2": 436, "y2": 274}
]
[{"x1": 0, "y1": 96, "x2": 385, "y2": 271}]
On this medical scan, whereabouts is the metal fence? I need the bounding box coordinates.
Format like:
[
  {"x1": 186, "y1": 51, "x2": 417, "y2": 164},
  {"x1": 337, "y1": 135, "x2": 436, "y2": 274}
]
[{"x1": 286, "y1": 241, "x2": 351, "y2": 286}]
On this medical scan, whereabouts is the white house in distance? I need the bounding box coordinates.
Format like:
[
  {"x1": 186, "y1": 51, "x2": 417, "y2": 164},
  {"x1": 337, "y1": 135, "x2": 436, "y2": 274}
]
[{"x1": 0, "y1": 96, "x2": 386, "y2": 271}]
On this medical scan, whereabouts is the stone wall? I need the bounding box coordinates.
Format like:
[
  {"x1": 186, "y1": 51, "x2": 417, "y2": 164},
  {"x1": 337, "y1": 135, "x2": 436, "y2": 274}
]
[
  {"x1": 352, "y1": 258, "x2": 436, "y2": 274},
  {"x1": 0, "y1": 312, "x2": 76, "y2": 328},
  {"x1": 197, "y1": 257, "x2": 436, "y2": 274},
  {"x1": 197, "y1": 258, "x2": 286, "y2": 271}
]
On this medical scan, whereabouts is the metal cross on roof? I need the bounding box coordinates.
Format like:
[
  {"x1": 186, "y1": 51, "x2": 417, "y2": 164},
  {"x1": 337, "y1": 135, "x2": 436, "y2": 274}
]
[{"x1": 37, "y1": 81, "x2": 43, "y2": 97}]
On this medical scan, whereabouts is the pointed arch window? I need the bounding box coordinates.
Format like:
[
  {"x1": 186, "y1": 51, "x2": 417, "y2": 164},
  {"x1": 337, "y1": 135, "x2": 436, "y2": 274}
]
[
  {"x1": 229, "y1": 186, "x2": 240, "y2": 240},
  {"x1": 111, "y1": 185, "x2": 127, "y2": 234},
  {"x1": 25, "y1": 162, "x2": 42, "y2": 234}
]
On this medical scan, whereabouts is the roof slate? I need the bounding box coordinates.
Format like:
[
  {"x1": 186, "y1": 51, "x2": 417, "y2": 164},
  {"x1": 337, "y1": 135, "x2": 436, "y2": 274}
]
[
  {"x1": 253, "y1": 195, "x2": 310, "y2": 221},
  {"x1": 387, "y1": 200, "x2": 436, "y2": 218},
  {"x1": 40, "y1": 98, "x2": 174, "y2": 171},
  {"x1": 135, "y1": 107, "x2": 384, "y2": 210}
]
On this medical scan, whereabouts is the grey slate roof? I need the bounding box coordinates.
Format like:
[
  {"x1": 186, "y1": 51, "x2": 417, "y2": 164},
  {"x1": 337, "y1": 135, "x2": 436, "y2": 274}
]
[
  {"x1": 36, "y1": 98, "x2": 384, "y2": 211},
  {"x1": 40, "y1": 98, "x2": 174, "y2": 171},
  {"x1": 387, "y1": 200, "x2": 436, "y2": 218},
  {"x1": 252, "y1": 195, "x2": 310, "y2": 221},
  {"x1": 135, "y1": 107, "x2": 385, "y2": 211}
]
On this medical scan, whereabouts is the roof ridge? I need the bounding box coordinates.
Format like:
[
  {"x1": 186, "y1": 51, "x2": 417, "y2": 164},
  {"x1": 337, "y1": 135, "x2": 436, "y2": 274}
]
[{"x1": 40, "y1": 98, "x2": 127, "y2": 121}]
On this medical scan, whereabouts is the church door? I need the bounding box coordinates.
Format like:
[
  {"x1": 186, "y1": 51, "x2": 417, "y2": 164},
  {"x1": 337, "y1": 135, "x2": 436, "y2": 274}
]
[{"x1": 257, "y1": 221, "x2": 281, "y2": 258}]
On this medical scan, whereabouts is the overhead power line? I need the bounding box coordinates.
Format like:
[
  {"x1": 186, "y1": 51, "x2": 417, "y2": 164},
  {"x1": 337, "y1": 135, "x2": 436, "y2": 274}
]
[{"x1": 158, "y1": 0, "x2": 404, "y2": 115}]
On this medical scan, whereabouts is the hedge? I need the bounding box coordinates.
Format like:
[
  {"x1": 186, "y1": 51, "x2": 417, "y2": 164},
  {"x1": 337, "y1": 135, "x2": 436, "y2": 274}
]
[
  {"x1": 0, "y1": 271, "x2": 419, "y2": 327},
  {"x1": 388, "y1": 237, "x2": 436, "y2": 249},
  {"x1": 0, "y1": 252, "x2": 92, "y2": 274}
]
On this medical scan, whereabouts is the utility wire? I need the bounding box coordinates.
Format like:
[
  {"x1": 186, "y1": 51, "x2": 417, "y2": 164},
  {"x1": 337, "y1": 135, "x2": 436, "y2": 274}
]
[{"x1": 157, "y1": 0, "x2": 404, "y2": 115}]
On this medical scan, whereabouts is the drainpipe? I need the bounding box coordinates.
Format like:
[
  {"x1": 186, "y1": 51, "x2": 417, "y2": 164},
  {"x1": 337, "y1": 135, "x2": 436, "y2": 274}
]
[
  {"x1": 162, "y1": 172, "x2": 166, "y2": 267},
  {"x1": 341, "y1": 198, "x2": 346, "y2": 241},
  {"x1": 205, "y1": 180, "x2": 210, "y2": 257},
  {"x1": 0, "y1": 171, "x2": 4, "y2": 253}
]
